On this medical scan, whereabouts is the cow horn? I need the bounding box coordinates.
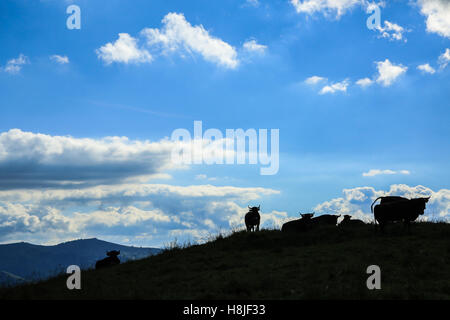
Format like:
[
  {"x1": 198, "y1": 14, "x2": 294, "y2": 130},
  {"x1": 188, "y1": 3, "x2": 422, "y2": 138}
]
[
  {"x1": 258, "y1": 205, "x2": 260, "y2": 209},
  {"x1": 248, "y1": 205, "x2": 251, "y2": 209}
]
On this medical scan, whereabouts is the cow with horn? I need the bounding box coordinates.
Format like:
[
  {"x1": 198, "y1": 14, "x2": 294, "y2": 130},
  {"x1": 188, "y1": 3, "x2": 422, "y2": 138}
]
[
  {"x1": 245, "y1": 205, "x2": 261, "y2": 232},
  {"x1": 371, "y1": 196, "x2": 430, "y2": 232}
]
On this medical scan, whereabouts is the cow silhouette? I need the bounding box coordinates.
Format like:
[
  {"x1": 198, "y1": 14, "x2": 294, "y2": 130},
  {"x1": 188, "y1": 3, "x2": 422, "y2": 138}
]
[
  {"x1": 95, "y1": 250, "x2": 120, "y2": 269},
  {"x1": 311, "y1": 214, "x2": 341, "y2": 227},
  {"x1": 281, "y1": 212, "x2": 314, "y2": 233},
  {"x1": 339, "y1": 215, "x2": 365, "y2": 226},
  {"x1": 245, "y1": 205, "x2": 261, "y2": 232},
  {"x1": 371, "y1": 196, "x2": 430, "y2": 232}
]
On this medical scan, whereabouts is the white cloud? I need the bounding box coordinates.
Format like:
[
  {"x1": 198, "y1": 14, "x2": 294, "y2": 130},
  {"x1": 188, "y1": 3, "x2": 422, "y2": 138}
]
[
  {"x1": 376, "y1": 20, "x2": 408, "y2": 42},
  {"x1": 242, "y1": 39, "x2": 267, "y2": 54},
  {"x1": 304, "y1": 75, "x2": 327, "y2": 85},
  {"x1": 320, "y1": 79, "x2": 349, "y2": 94},
  {"x1": 314, "y1": 184, "x2": 449, "y2": 222},
  {"x1": 0, "y1": 129, "x2": 176, "y2": 188},
  {"x1": 417, "y1": 63, "x2": 436, "y2": 74},
  {"x1": 362, "y1": 169, "x2": 411, "y2": 177},
  {"x1": 50, "y1": 55, "x2": 69, "y2": 64},
  {"x1": 438, "y1": 48, "x2": 450, "y2": 69},
  {"x1": 2, "y1": 54, "x2": 28, "y2": 74},
  {"x1": 96, "y1": 33, "x2": 152, "y2": 65},
  {"x1": 290, "y1": 0, "x2": 363, "y2": 17},
  {"x1": 141, "y1": 13, "x2": 238, "y2": 69},
  {"x1": 0, "y1": 182, "x2": 281, "y2": 245},
  {"x1": 418, "y1": 0, "x2": 450, "y2": 38},
  {"x1": 356, "y1": 77, "x2": 374, "y2": 87},
  {"x1": 375, "y1": 59, "x2": 407, "y2": 86}
]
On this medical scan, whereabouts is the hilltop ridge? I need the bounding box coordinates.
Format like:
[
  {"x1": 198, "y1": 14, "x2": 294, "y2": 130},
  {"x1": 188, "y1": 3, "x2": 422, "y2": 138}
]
[{"x1": 2, "y1": 222, "x2": 450, "y2": 299}]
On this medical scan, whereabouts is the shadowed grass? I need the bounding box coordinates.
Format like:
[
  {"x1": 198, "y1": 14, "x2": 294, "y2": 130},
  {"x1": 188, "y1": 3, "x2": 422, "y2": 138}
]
[{"x1": 2, "y1": 222, "x2": 450, "y2": 299}]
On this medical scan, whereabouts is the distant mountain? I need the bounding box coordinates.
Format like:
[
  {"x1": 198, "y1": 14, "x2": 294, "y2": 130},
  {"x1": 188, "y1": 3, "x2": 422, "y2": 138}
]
[{"x1": 0, "y1": 238, "x2": 161, "y2": 287}]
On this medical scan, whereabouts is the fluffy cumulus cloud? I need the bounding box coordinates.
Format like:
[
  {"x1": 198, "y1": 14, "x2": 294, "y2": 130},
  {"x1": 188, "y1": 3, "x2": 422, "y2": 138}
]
[
  {"x1": 50, "y1": 55, "x2": 69, "y2": 64},
  {"x1": 356, "y1": 77, "x2": 374, "y2": 87},
  {"x1": 0, "y1": 129, "x2": 283, "y2": 245},
  {"x1": 418, "y1": 0, "x2": 450, "y2": 38},
  {"x1": 417, "y1": 63, "x2": 436, "y2": 74},
  {"x1": 320, "y1": 79, "x2": 349, "y2": 94},
  {"x1": 141, "y1": 13, "x2": 239, "y2": 69},
  {"x1": 0, "y1": 129, "x2": 176, "y2": 188},
  {"x1": 362, "y1": 169, "x2": 410, "y2": 177},
  {"x1": 314, "y1": 184, "x2": 450, "y2": 222},
  {"x1": 0, "y1": 183, "x2": 281, "y2": 245},
  {"x1": 304, "y1": 75, "x2": 327, "y2": 84},
  {"x1": 376, "y1": 21, "x2": 408, "y2": 42},
  {"x1": 242, "y1": 39, "x2": 267, "y2": 54},
  {"x1": 96, "y1": 13, "x2": 266, "y2": 69},
  {"x1": 375, "y1": 59, "x2": 407, "y2": 86},
  {"x1": 96, "y1": 33, "x2": 153, "y2": 65},
  {"x1": 290, "y1": 0, "x2": 363, "y2": 18},
  {"x1": 2, "y1": 54, "x2": 28, "y2": 74}
]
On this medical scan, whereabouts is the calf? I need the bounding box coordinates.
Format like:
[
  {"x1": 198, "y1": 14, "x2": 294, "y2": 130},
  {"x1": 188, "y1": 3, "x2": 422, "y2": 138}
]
[{"x1": 339, "y1": 215, "x2": 365, "y2": 226}]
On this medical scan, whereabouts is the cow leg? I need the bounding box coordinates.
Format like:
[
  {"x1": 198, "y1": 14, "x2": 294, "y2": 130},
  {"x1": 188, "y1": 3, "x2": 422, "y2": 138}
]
[
  {"x1": 256, "y1": 223, "x2": 260, "y2": 232},
  {"x1": 379, "y1": 222, "x2": 386, "y2": 234},
  {"x1": 404, "y1": 220, "x2": 411, "y2": 234}
]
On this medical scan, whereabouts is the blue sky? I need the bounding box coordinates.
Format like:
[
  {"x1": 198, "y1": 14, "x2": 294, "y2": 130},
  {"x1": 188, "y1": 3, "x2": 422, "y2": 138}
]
[{"x1": 0, "y1": 0, "x2": 449, "y2": 247}]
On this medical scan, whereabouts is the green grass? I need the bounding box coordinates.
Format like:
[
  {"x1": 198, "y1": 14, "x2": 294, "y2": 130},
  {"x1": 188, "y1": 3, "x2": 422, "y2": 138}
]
[{"x1": 2, "y1": 222, "x2": 450, "y2": 299}]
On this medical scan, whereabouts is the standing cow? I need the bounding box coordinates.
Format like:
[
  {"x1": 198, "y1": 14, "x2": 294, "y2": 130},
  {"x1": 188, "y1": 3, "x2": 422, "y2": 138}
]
[
  {"x1": 245, "y1": 205, "x2": 261, "y2": 232},
  {"x1": 371, "y1": 196, "x2": 430, "y2": 232},
  {"x1": 281, "y1": 212, "x2": 314, "y2": 233}
]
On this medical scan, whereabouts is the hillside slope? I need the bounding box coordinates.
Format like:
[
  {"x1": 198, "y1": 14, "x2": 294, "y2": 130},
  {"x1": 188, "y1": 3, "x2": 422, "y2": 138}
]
[
  {"x1": 0, "y1": 238, "x2": 161, "y2": 286},
  {"x1": 2, "y1": 222, "x2": 450, "y2": 299}
]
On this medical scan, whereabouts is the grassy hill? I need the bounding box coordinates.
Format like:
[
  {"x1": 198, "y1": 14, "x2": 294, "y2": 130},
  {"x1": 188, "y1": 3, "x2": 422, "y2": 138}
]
[{"x1": 2, "y1": 222, "x2": 450, "y2": 300}]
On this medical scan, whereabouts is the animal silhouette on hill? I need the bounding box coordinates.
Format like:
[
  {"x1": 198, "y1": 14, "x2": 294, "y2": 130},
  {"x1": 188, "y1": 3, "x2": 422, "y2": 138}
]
[
  {"x1": 339, "y1": 215, "x2": 365, "y2": 226},
  {"x1": 371, "y1": 196, "x2": 430, "y2": 232},
  {"x1": 281, "y1": 212, "x2": 314, "y2": 232},
  {"x1": 245, "y1": 205, "x2": 261, "y2": 232},
  {"x1": 95, "y1": 250, "x2": 121, "y2": 269},
  {"x1": 311, "y1": 214, "x2": 341, "y2": 226}
]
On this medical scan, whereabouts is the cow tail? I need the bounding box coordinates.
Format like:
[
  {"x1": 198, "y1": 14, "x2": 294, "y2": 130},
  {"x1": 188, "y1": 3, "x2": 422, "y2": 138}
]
[
  {"x1": 371, "y1": 197, "x2": 385, "y2": 214},
  {"x1": 371, "y1": 197, "x2": 383, "y2": 225}
]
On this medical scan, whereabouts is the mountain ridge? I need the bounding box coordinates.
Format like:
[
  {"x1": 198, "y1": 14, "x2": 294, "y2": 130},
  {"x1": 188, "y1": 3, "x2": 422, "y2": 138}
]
[{"x1": 0, "y1": 238, "x2": 161, "y2": 287}]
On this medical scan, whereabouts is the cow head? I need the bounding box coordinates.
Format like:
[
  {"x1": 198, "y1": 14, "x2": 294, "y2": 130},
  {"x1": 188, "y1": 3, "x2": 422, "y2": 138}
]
[
  {"x1": 248, "y1": 205, "x2": 260, "y2": 213},
  {"x1": 107, "y1": 250, "x2": 120, "y2": 257},
  {"x1": 300, "y1": 212, "x2": 314, "y2": 220},
  {"x1": 343, "y1": 215, "x2": 351, "y2": 221}
]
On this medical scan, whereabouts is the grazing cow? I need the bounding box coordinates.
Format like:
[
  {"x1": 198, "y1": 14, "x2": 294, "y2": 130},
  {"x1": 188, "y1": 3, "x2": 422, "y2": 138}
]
[
  {"x1": 371, "y1": 196, "x2": 430, "y2": 232},
  {"x1": 339, "y1": 215, "x2": 365, "y2": 227},
  {"x1": 311, "y1": 214, "x2": 341, "y2": 227},
  {"x1": 281, "y1": 213, "x2": 314, "y2": 233},
  {"x1": 245, "y1": 205, "x2": 261, "y2": 232},
  {"x1": 95, "y1": 250, "x2": 121, "y2": 269}
]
